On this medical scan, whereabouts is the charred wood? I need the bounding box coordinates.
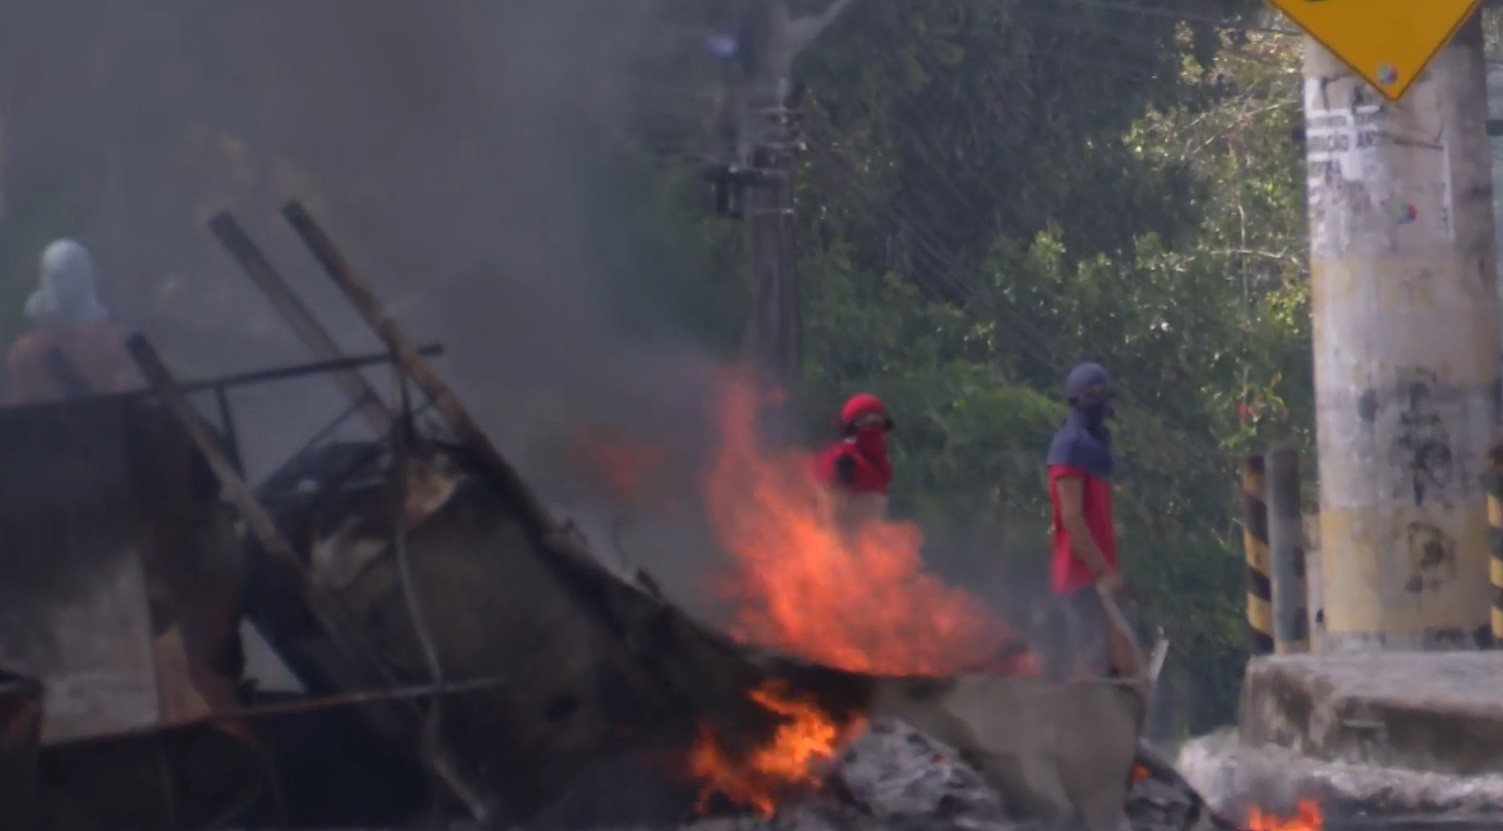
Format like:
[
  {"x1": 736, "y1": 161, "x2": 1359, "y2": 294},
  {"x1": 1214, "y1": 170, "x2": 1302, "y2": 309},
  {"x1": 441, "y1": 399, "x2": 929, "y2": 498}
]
[
  {"x1": 209, "y1": 211, "x2": 394, "y2": 437},
  {"x1": 126, "y1": 334, "x2": 494, "y2": 822}
]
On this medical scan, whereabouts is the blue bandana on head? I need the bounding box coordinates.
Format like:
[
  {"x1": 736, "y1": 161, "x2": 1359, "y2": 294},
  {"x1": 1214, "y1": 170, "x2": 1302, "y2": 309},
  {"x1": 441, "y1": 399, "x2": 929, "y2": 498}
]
[{"x1": 1046, "y1": 363, "x2": 1115, "y2": 479}]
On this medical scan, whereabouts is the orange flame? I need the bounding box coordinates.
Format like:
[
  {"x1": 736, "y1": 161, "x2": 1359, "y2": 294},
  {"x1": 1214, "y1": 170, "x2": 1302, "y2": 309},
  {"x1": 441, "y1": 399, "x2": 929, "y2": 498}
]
[
  {"x1": 703, "y1": 367, "x2": 1030, "y2": 676},
  {"x1": 1246, "y1": 799, "x2": 1323, "y2": 831},
  {"x1": 571, "y1": 426, "x2": 667, "y2": 499},
  {"x1": 688, "y1": 681, "x2": 866, "y2": 816}
]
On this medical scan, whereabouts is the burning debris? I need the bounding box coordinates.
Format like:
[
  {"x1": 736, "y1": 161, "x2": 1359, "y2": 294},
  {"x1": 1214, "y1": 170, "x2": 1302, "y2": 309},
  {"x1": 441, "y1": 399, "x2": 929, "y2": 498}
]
[
  {"x1": 0, "y1": 200, "x2": 1229, "y2": 831},
  {"x1": 704, "y1": 368, "x2": 1034, "y2": 677},
  {"x1": 1246, "y1": 800, "x2": 1323, "y2": 831},
  {"x1": 833, "y1": 719, "x2": 1006, "y2": 821},
  {"x1": 571, "y1": 426, "x2": 670, "y2": 502},
  {"x1": 690, "y1": 680, "x2": 866, "y2": 816}
]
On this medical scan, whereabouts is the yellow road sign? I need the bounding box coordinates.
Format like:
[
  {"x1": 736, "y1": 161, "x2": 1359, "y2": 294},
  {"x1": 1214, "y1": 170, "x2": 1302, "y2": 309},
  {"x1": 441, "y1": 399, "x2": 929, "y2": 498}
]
[{"x1": 1265, "y1": 0, "x2": 1481, "y2": 101}]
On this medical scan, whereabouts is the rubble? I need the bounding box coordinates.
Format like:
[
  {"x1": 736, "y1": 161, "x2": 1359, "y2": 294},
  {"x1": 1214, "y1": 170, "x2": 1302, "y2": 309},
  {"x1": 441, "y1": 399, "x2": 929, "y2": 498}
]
[
  {"x1": 0, "y1": 200, "x2": 1236, "y2": 830},
  {"x1": 833, "y1": 719, "x2": 1006, "y2": 822},
  {"x1": 1179, "y1": 730, "x2": 1503, "y2": 820},
  {"x1": 1241, "y1": 651, "x2": 1503, "y2": 777}
]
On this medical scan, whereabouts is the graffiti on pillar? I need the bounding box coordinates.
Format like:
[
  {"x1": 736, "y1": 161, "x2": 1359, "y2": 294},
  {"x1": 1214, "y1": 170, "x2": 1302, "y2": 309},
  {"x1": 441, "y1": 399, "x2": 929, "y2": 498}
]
[
  {"x1": 1390, "y1": 367, "x2": 1457, "y2": 508},
  {"x1": 1403, "y1": 521, "x2": 1458, "y2": 594}
]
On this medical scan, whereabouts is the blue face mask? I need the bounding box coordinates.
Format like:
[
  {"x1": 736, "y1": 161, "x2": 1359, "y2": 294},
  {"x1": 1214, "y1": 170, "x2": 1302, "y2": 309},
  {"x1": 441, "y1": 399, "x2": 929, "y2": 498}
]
[
  {"x1": 1076, "y1": 399, "x2": 1114, "y2": 427},
  {"x1": 1048, "y1": 395, "x2": 1116, "y2": 479}
]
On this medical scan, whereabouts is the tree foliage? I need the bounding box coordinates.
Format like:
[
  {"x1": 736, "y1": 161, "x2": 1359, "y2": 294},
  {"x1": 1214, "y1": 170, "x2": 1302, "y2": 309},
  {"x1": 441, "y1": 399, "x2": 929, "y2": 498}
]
[{"x1": 655, "y1": 2, "x2": 1310, "y2": 731}]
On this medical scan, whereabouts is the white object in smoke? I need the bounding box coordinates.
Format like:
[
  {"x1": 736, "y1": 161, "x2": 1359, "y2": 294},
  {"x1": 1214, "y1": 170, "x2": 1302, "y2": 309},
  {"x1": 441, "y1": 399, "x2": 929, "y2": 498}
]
[{"x1": 26, "y1": 238, "x2": 109, "y2": 325}]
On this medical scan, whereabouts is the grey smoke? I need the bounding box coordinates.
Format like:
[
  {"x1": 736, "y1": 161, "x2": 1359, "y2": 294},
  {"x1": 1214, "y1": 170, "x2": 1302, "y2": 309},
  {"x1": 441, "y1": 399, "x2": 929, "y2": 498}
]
[{"x1": 0, "y1": 0, "x2": 771, "y2": 614}]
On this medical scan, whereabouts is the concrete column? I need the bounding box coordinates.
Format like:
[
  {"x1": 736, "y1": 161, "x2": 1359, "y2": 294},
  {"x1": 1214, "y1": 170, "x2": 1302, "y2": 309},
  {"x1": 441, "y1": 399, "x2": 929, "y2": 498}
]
[{"x1": 1308, "y1": 16, "x2": 1503, "y2": 652}]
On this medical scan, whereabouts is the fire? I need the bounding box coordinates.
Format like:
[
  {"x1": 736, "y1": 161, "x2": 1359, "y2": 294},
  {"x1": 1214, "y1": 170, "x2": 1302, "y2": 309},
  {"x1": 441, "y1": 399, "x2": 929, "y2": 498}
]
[
  {"x1": 688, "y1": 681, "x2": 865, "y2": 816},
  {"x1": 703, "y1": 368, "x2": 1030, "y2": 676},
  {"x1": 570, "y1": 426, "x2": 666, "y2": 499},
  {"x1": 1246, "y1": 799, "x2": 1323, "y2": 831}
]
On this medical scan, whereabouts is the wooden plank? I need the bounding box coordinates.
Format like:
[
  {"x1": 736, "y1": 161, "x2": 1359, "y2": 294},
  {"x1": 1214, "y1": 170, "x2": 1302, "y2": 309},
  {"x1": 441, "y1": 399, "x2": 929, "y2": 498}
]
[
  {"x1": 279, "y1": 201, "x2": 554, "y2": 541},
  {"x1": 208, "y1": 211, "x2": 393, "y2": 437},
  {"x1": 125, "y1": 334, "x2": 493, "y2": 821}
]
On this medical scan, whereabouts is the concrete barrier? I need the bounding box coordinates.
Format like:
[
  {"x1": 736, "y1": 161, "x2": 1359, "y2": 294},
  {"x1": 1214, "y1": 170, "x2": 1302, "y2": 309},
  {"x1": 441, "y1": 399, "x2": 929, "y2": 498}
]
[{"x1": 1241, "y1": 652, "x2": 1503, "y2": 776}]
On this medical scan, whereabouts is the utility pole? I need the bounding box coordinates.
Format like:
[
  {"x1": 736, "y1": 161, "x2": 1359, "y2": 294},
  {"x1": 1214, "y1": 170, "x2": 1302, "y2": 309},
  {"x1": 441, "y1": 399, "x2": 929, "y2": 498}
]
[
  {"x1": 740, "y1": 81, "x2": 800, "y2": 381},
  {"x1": 703, "y1": 0, "x2": 858, "y2": 382},
  {"x1": 1306, "y1": 15, "x2": 1503, "y2": 652}
]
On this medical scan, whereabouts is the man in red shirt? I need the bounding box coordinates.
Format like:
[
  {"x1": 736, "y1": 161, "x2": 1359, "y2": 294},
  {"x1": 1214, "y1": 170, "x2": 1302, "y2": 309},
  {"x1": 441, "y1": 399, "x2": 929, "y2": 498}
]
[
  {"x1": 811, "y1": 393, "x2": 894, "y2": 524},
  {"x1": 1046, "y1": 363, "x2": 1122, "y2": 679}
]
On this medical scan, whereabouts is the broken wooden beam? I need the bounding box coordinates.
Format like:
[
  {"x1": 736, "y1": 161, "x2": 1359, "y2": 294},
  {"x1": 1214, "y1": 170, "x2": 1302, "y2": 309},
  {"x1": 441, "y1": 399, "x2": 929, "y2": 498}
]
[
  {"x1": 209, "y1": 211, "x2": 394, "y2": 438},
  {"x1": 279, "y1": 200, "x2": 554, "y2": 541},
  {"x1": 124, "y1": 334, "x2": 494, "y2": 822}
]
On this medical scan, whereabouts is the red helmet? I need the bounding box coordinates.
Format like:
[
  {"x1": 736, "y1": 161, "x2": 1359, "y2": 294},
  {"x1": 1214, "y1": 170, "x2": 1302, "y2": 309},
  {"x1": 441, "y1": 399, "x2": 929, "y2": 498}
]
[{"x1": 839, "y1": 393, "x2": 894, "y2": 432}]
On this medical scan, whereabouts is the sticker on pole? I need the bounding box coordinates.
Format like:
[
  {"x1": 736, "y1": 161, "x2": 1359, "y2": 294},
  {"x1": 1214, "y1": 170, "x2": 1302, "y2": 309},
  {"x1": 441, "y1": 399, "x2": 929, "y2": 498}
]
[{"x1": 1265, "y1": 0, "x2": 1480, "y2": 101}]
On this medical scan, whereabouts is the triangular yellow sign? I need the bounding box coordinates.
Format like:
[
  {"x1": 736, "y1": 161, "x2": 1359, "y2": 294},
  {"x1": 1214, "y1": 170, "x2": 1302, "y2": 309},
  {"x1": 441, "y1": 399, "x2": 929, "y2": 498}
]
[{"x1": 1265, "y1": 0, "x2": 1481, "y2": 101}]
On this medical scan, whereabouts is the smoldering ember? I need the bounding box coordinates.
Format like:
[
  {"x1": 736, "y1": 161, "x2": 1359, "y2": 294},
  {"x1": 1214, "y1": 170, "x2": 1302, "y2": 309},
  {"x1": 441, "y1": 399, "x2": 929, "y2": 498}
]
[{"x1": 7, "y1": 2, "x2": 1503, "y2": 831}]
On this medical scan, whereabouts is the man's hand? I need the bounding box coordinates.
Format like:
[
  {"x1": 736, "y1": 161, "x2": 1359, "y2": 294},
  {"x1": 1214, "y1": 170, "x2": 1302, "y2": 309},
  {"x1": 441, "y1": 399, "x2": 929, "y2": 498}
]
[
  {"x1": 833, "y1": 452, "x2": 858, "y2": 486},
  {"x1": 1096, "y1": 569, "x2": 1124, "y2": 595}
]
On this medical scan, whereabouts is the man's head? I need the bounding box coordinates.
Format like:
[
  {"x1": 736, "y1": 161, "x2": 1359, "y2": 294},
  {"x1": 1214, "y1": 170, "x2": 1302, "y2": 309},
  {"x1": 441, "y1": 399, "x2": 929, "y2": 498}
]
[
  {"x1": 26, "y1": 239, "x2": 108, "y2": 326},
  {"x1": 840, "y1": 392, "x2": 894, "y2": 435},
  {"x1": 1065, "y1": 363, "x2": 1113, "y2": 424}
]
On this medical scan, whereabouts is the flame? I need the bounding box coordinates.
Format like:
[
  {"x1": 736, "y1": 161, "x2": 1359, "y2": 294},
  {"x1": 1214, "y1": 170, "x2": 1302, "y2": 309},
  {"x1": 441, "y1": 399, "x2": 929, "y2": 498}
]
[
  {"x1": 1246, "y1": 799, "x2": 1323, "y2": 831},
  {"x1": 688, "y1": 681, "x2": 865, "y2": 816},
  {"x1": 703, "y1": 367, "x2": 1031, "y2": 676},
  {"x1": 571, "y1": 426, "x2": 667, "y2": 499}
]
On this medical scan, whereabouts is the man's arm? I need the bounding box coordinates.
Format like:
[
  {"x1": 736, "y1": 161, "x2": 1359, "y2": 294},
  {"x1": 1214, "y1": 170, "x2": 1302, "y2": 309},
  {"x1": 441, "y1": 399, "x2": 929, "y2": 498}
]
[{"x1": 1055, "y1": 474, "x2": 1119, "y2": 588}]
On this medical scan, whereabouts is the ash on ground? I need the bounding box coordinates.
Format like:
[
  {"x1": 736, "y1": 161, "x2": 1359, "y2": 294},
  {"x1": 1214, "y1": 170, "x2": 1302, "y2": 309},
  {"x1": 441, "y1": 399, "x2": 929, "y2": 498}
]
[
  {"x1": 1178, "y1": 731, "x2": 1503, "y2": 820},
  {"x1": 296, "y1": 723, "x2": 1230, "y2": 831},
  {"x1": 832, "y1": 719, "x2": 1007, "y2": 823},
  {"x1": 676, "y1": 720, "x2": 1224, "y2": 831}
]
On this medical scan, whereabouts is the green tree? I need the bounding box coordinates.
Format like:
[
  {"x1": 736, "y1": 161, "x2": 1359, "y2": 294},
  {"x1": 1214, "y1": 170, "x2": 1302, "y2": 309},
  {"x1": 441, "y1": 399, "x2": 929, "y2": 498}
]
[{"x1": 784, "y1": 17, "x2": 1308, "y2": 730}]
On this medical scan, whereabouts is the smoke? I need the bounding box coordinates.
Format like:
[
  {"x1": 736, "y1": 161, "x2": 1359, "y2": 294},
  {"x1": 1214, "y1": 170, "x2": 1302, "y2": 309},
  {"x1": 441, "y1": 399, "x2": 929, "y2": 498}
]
[
  {"x1": 0, "y1": 1, "x2": 1042, "y2": 636},
  {"x1": 0, "y1": 1, "x2": 739, "y2": 494}
]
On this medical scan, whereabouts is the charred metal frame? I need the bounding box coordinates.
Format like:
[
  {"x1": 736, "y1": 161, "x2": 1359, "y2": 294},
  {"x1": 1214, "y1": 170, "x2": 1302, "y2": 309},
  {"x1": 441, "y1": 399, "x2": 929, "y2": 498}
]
[{"x1": 59, "y1": 199, "x2": 1161, "y2": 831}]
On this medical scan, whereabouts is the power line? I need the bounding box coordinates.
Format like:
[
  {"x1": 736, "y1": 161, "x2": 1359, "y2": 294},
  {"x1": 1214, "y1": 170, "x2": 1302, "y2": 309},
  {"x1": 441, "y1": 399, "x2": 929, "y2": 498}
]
[
  {"x1": 1068, "y1": 0, "x2": 1299, "y2": 37},
  {"x1": 799, "y1": 143, "x2": 1247, "y2": 543},
  {"x1": 799, "y1": 138, "x2": 1245, "y2": 478},
  {"x1": 798, "y1": 44, "x2": 1305, "y2": 466}
]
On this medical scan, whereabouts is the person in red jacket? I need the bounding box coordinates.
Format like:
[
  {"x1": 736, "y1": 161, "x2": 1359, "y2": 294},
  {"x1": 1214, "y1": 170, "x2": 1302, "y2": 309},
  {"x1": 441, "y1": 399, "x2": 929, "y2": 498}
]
[
  {"x1": 811, "y1": 393, "x2": 895, "y2": 522},
  {"x1": 1046, "y1": 362, "x2": 1123, "y2": 680}
]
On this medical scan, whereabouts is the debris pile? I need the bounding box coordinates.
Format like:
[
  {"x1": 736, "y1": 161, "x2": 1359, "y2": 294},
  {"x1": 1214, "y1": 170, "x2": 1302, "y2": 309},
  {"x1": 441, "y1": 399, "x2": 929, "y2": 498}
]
[
  {"x1": 0, "y1": 200, "x2": 1230, "y2": 831},
  {"x1": 832, "y1": 719, "x2": 1007, "y2": 822}
]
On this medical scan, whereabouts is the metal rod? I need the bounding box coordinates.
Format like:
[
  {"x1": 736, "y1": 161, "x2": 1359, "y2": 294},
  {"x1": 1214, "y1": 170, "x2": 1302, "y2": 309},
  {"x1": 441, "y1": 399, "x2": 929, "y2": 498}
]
[
  {"x1": 390, "y1": 363, "x2": 451, "y2": 825},
  {"x1": 124, "y1": 334, "x2": 492, "y2": 821},
  {"x1": 209, "y1": 211, "x2": 393, "y2": 436},
  {"x1": 76, "y1": 676, "x2": 509, "y2": 742},
  {"x1": 178, "y1": 343, "x2": 442, "y2": 396}
]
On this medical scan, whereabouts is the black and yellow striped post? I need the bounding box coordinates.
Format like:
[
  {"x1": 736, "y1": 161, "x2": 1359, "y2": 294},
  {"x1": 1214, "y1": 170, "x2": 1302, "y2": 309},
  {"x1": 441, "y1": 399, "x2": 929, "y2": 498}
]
[
  {"x1": 1242, "y1": 453, "x2": 1274, "y2": 655},
  {"x1": 1267, "y1": 446, "x2": 1309, "y2": 654},
  {"x1": 1488, "y1": 447, "x2": 1503, "y2": 645}
]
